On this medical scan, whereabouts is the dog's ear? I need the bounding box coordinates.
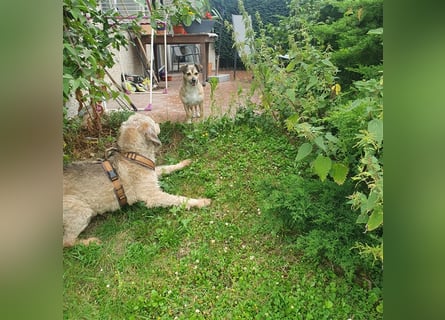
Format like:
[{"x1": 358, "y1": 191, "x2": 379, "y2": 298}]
[
  {"x1": 195, "y1": 64, "x2": 203, "y2": 73},
  {"x1": 117, "y1": 126, "x2": 138, "y2": 148},
  {"x1": 142, "y1": 122, "x2": 162, "y2": 146},
  {"x1": 180, "y1": 64, "x2": 188, "y2": 74}
]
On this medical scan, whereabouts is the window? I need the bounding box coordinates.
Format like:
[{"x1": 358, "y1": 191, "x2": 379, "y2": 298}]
[{"x1": 99, "y1": 0, "x2": 149, "y2": 17}]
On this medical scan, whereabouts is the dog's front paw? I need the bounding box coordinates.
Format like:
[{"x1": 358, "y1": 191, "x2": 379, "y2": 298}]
[
  {"x1": 79, "y1": 237, "x2": 102, "y2": 246},
  {"x1": 185, "y1": 198, "x2": 211, "y2": 209},
  {"x1": 181, "y1": 159, "x2": 192, "y2": 167},
  {"x1": 198, "y1": 198, "x2": 211, "y2": 208}
]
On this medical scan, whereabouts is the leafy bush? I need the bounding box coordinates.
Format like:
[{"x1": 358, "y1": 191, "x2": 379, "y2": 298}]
[
  {"x1": 234, "y1": 0, "x2": 383, "y2": 264},
  {"x1": 102, "y1": 110, "x2": 134, "y2": 134},
  {"x1": 63, "y1": 0, "x2": 141, "y2": 133},
  {"x1": 298, "y1": 0, "x2": 383, "y2": 87},
  {"x1": 259, "y1": 174, "x2": 380, "y2": 281},
  {"x1": 63, "y1": 110, "x2": 134, "y2": 163},
  {"x1": 63, "y1": 108, "x2": 83, "y2": 164}
]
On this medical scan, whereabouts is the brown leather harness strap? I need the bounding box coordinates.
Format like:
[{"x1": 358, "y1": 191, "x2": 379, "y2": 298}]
[
  {"x1": 101, "y1": 160, "x2": 128, "y2": 207},
  {"x1": 100, "y1": 150, "x2": 155, "y2": 207},
  {"x1": 122, "y1": 152, "x2": 156, "y2": 170}
]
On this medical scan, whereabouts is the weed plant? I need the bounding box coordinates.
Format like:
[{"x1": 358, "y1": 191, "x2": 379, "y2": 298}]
[
  {"x1": 64, "y1": 109, "x2": 382, "y2": 318},
  {"x1": 63, "y1": 110, "x2": 133, "y2": 163}
]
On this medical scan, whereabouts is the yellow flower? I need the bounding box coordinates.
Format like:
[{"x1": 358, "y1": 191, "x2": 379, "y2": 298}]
[{"x1": 331, "y1": 83, "x2": 341, "y2": 96}]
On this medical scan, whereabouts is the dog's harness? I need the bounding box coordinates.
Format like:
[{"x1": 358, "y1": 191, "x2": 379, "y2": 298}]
[
  {"x1": 101, "y1": 160, "x2": 128, "y2": 207},
  {"x1": 101, "y1": 149, "x2": 156, "y2": 207},
  {"x1": 121, "y1": 152, "x2": 155, "y2": 170}
]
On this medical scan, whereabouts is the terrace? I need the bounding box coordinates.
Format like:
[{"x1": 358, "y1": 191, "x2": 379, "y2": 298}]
[{"x1": 105, "y1": 70, "x2": 256, "y2": 123}]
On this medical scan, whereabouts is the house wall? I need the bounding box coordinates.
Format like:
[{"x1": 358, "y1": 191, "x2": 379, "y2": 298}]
[{"x1": 107, "y1": 36, "x2": 145, "y2": 84}]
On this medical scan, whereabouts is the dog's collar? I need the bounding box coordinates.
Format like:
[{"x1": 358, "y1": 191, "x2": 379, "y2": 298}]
[
  {"x1": 101, "y1": 160, "x2": 128, "y2": 207},
  {"x1": 105, "y1": 148, "x2": 155, "y2": 170},
  {"x1": 122, "y1": 152, "x2": 156, "y2": 170}
]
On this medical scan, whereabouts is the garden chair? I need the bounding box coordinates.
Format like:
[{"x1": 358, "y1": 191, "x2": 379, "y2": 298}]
[{"x1": 171, "y1": 45, "x2": 200, "y2": 71}]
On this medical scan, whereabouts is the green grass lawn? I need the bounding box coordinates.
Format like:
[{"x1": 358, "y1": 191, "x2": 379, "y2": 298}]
[{"x1": 63, "y1": 111, "x2": 381, "y2": 319}]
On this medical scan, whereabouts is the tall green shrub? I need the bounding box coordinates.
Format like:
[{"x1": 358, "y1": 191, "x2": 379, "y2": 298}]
[
  {"x1": 259, "y1": 174, "x2": 380, "y2": 281},
  {"x1": 234, "y1": 0, "x2": 383, "y2": 264},
  {"x1": 304, "y1": 0, "x2": 383, "y2": 87}
]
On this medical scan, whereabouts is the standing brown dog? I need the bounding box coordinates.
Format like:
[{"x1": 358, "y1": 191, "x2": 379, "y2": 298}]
[{"x1": 179, "y1": 64, "x2": 204, "y2": 124}]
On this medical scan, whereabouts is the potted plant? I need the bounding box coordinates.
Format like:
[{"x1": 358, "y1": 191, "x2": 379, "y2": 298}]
[
  {"x1": 167, "y1": 0, "x2": 218, "y2": 33},
  {"x1": 138, "y1": 0, "x2": 216, "y2": 35},
  {"x1": 169, "y1": 0, "x2": 201, "y2": 27},
  {"x1": 184, "y1": 8, "x2": 221, "y2": 34},
  {"x1": 168, "y1": 3, "x2": 197, "y2": 34}
]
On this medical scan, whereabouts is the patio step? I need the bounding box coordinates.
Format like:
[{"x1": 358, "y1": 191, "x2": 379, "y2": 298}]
[{"x1": 208, "y1": 74, "x2": 230, "y2": 83}]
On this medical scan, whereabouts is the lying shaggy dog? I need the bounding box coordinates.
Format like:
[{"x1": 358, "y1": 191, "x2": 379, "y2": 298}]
[{"x1": 63, "y1": 113, "x2": 211, "y2": 247}]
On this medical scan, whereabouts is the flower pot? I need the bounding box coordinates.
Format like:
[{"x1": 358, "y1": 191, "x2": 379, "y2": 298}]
[
  {"x1": 156, "y1": 21, "x2": 166, "y2": 35},
  {"x1": 160, "y1": 75, "x2": 173, "y2": 81},
  {"x1": 140, "y1": 23, "x2": 152, "y2": 35},
  {"x1": 173, "y1": 25, "x2": 187, "y2": 35},
  {"x1": 183, "y1": 20, "x2": 216, "y2": 34}
]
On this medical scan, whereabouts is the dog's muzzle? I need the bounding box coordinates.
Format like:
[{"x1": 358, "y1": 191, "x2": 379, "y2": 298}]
[{"x1": 191, "y1": 78, "x2": 197, "y2": 86}]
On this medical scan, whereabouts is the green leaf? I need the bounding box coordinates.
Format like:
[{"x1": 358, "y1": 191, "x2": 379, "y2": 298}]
[
  {"x1": 314, "y1": 136, "x2": 326, "y2": 152},
  {"x1": 306, "y1": 76, "x2": 318, "y2": 91},
  {"x1": 325, "y1": 132, "x2": 339, "y2": 143},
  {"x1": 296, "y1": 143, "x2": 313, "y2": 161},
  {"x1": 368, "y1": 27, "x2": 383, "y2": 35},
  {"x1": 123, "y1": 95, "x2": 133, "y2": 105},
  {"x1": 69, "y1": 7, "x2": 80, "y2": 20},
  {"x1": 285, "y1": 114, "x2": 300, "y2": 131},
  {"x1": 356, "y1": 213, "x2": 368, "y2": 224},
  {"x1": 359, "y1": 192, "x2": 369, "y2": 214},
  {"x1": 285, "y1": 59, "x2": 297, "y2": 72},
  {"x1": 285, "y1": 88, "x2": 296, "y2": 103},
  {"x1": 368, "y1": 119, "x2": 383, "y2": 144},
  {"x1": 325, "y1": 300, "x2": 333, "y2": 309},
  {"x1": 367, "y1": 190, "x2": 380, "y2": 210},
  {"x1": 183, "y1": 15, "x2": 193, "y2": 26},
  {"x1": 312, "y1": 154, "x2": 332, "y2": 182},
  {"x1": 321, "y1": 59, "x2": 334, "y2": 67},
  {"x1": 63, "y1": 76, "x2": 72, "y2": 98},
  {"x1": 111, "y1": 91, "x2": 120, "y2": 99},
  {"x1": 366, "y1": 207, "x2": 383, "y2": 231},
  {"x1": 63, "y1": 43, "x2": 78, "y2": 58},
  {"x1": 376, "y1": 301, "x2": 383, "y2": 313},
  {"x1": 330, "y1": 162, "x2": 349, "y2": 185}
]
